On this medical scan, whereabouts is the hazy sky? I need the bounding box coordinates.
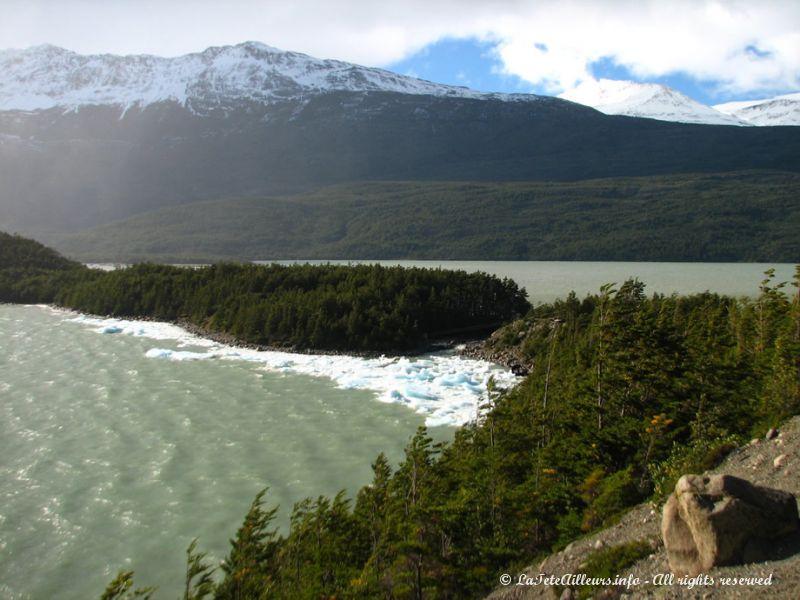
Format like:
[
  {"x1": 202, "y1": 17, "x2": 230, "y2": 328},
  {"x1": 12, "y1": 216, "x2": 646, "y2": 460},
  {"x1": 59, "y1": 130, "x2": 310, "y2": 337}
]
[{"x1": 2, "y1": 0, "x2": 799, "y2": 104}]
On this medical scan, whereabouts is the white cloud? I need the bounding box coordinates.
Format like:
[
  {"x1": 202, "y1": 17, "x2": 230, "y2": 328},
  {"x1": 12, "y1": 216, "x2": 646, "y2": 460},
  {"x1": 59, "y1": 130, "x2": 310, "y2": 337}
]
[
  {"x1": 1, "y1": 0, "x2": 798, "y2": 96},
  {"x1": 485, "y1": 1, "x2": 800, "y2": 96}
]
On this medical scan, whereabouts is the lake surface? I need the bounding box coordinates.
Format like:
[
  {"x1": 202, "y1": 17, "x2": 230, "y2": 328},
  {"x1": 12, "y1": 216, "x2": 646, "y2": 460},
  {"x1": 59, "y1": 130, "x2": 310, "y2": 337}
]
[
  {"x1": 1, "y1": 261, "x2": 795, "y2": 599},
  {"x1": 268, "y1": 260, "x2": 797, "y2": 304}
]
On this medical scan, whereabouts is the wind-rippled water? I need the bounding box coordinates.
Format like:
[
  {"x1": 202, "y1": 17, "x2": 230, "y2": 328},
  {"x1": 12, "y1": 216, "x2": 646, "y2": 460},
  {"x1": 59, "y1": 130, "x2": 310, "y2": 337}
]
[{"x1": 1, "y1": 305, "x2": 511, "y2": 599}]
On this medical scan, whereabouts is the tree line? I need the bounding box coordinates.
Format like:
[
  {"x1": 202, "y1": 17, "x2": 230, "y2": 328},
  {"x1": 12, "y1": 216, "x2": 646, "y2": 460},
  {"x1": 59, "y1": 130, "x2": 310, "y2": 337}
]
[
  {"x1": 0, "y1": 232, "x2": 529, "y2": 352},
  {"x1": 56, "y1": 262, "x2": 529, "y2": 352}
]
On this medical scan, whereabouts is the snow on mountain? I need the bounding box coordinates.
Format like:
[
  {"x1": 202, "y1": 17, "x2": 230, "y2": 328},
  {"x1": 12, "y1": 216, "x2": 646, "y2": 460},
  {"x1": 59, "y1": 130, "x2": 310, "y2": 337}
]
[
  {"x1": 0, "y1": 42, "x2": 523, "y2": 113},
  {"x1": 3, "y1": 42, "x2": 795, "y2": 128},
  {"x1": 559, "y1": 79, "x2": 750, "y2": 126},
  {"x1": 714, "y1": 93, "x2": 800, "y2": 126}
]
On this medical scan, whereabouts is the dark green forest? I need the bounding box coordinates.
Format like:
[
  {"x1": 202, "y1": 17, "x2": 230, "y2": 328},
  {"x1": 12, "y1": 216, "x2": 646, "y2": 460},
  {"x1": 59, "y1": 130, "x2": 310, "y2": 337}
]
[
  {"x1": 58, "y1": 263, "x2": 528, "y2": 352},
  {"x1": 53, "y1": 171, "x2": 800, "y2": 263},
  {"x1": 0, "y1": 232, "x2": 528, "y2": 353},
  {"x1": 100, "y1": 267, "x2": 800, "y2": 600},
  {"x1": 0, "y1": 231, "x2": 80, "y2": 270},
  {"x1": 0, "y1": 231, "x2": 87, "y2": 303}
]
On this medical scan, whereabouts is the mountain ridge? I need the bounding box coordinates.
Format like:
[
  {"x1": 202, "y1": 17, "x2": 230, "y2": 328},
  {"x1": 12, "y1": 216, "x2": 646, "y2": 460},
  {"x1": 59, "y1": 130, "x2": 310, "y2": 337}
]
[
  {"x1": 3, "y1": 92, "x2": 800, "y2": 239},
  {"x1": 4, "y1": 42, "x2": 797, "y2": 127},
  {"x1": 0, "y1": 41, "x2": 537, "y2": 114}
]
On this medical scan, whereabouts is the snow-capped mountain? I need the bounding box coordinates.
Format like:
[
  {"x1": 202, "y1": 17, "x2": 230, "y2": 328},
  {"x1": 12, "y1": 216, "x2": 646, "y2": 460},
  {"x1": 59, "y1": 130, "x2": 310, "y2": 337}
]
[
  {"x1": 559, "y1": 79, "x2": 750, "y2": 126},
  {"x1": 0, "y1": 42, "x2": 520, "y2": 113},
  {"x1": 6, "y1": 43, "x2": 795, "y2": 127},
  {"x1": 1, "y1": 42, "x2": 799, "y2": 241},
  {"x1": 714, "y1": 93, "x2": 800, "y2": 127}
]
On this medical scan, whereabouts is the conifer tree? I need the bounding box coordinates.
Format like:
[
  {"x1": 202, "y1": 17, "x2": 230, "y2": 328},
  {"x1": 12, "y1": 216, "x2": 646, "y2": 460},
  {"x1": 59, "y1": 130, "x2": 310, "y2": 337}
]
[
  {"x1": 183, "y1": 539, "x2": 215, "y2": 600},
  {"x1": 215, "y1": 489, "x2": 279, "y2": 600},
  {"x1": 99, "y1": 571, "x2": 155, "y2": 600}
]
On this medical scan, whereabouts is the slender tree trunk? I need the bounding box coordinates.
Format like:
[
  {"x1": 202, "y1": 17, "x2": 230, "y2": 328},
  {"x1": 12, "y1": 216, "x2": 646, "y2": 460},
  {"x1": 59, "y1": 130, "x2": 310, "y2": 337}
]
[{"x1": 542, "y1": 323, "x2": 559, "y2": 411}]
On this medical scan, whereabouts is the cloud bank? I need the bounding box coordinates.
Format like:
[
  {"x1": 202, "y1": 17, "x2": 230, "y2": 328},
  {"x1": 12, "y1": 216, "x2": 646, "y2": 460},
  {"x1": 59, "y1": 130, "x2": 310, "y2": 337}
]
[{"x1": 2, "y1": 0, "x2": 798, "y2": 97}]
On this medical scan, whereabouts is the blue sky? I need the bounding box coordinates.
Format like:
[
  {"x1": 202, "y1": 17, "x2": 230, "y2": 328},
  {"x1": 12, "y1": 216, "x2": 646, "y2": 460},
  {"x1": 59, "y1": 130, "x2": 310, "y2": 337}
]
[
  {"x1": 388, "y1": 37, "x2": 797, "y2": 106},
  {"x1": 2, "y1": 1, "x2": 799, "y2": 106},
  {"x1": 389, "y1": 39, "x2": 534, "y2": 95}
]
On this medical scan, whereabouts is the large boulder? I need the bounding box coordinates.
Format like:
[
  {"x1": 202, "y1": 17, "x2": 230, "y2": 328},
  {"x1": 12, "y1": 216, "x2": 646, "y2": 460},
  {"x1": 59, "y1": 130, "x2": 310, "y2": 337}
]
[{"x1": 662, "y1": 474, "x2": 799, "y2": 576}]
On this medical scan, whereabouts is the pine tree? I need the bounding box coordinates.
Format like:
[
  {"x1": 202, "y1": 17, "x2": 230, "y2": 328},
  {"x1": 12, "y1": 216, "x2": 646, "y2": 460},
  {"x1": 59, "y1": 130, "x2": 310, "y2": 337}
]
[
  {"x1": 215, "y1": 489, "x2": 280, "y2": 600},
  {"x1": 98, "y1": 571, "x2": 155, "y2": 600},
  {"x1": 183, "y1": 539, "x2": 215, "y2": 600},
  {"x1": 354, "y1": 453, "x2": 394, "y2": 596}
]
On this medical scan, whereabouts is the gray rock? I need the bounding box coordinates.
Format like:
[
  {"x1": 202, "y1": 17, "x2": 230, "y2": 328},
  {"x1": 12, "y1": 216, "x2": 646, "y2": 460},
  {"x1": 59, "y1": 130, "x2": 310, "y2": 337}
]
[
  {"x1": 766, "y1": 427, "x2": 779, "y2": 440},
  {"x1": 662, "y1": 474, "x2": 799, "y2": 576}
]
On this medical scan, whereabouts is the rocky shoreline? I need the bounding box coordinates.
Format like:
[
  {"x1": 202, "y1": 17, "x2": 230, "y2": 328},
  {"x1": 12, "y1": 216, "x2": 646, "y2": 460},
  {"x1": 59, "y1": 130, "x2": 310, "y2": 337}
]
[
  {"x1": 62, "y1": 304, "x2": 529, "y2": 367},
  {"x1": 458, "y1": 317, "x2": 546, "y2": 375},
  {"x1": 459, "y1": 339, "x2": 531, "y2": 374},
  {"x1": 178, "y1": 317, "x2": 534, "y2": 371},
  {"x1": 173, "y1": 316, "x2": 505, "y2": 362},
  {"x1": 175, "y1": 318, "x2": 443, "y2": 359}
]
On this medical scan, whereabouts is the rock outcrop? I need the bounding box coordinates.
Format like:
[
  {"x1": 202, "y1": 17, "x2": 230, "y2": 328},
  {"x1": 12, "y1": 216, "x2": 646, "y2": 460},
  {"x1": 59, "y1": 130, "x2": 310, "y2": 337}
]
[{"x1": 662, "y1": 474, "x2": 799, "y2": 576}]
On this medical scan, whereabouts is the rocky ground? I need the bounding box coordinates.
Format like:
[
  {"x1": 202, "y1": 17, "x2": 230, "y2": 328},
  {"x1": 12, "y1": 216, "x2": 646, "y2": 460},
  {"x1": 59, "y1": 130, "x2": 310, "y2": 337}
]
[
  {"x1": 484, "y1": 416, "x2": 800, "y2": 600},
  {"x1": 459, "y1": 317, "x2": 542, "y2": 374}
]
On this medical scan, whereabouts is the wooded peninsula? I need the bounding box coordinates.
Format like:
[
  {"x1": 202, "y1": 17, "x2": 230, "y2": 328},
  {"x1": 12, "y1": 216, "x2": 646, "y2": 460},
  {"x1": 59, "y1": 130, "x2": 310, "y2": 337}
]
[{"x1": 0, "y1": 231, "x2": 529, "y2": 353}]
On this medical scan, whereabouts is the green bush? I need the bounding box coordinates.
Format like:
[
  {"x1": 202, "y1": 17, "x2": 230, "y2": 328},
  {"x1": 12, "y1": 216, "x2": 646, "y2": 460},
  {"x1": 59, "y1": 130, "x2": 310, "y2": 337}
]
[
  {"x1": 576, "y1": 540, "x2": 653, "y2": 599},
  {"x1": 648, "y1": 435, "x2": 741, "y2": 500},
  {"x1": 591, "y1": 467, "x2": 642, "y2": 528}
]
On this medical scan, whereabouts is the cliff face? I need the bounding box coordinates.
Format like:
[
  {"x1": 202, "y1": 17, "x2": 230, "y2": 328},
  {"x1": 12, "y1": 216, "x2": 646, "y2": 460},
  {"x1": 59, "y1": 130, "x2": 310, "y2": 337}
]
[{"x1": 485, "y1": 415, "x2": 800, "y2": 599}]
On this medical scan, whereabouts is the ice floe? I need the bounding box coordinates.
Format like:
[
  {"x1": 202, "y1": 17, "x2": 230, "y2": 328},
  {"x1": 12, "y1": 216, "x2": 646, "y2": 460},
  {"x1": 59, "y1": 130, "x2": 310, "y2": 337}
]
[{"x1": 66, "y1": 313, "x2": 519, "y2": 427}]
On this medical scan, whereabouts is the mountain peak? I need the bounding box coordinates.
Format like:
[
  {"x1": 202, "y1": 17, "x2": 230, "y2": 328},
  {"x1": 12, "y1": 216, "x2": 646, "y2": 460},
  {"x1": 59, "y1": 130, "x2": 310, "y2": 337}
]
[
  {"x1": 714, "y1": 92, "x2": 800, "y2": 126},
  {"x1": 0, "y1": 42, "x2": 535, "y2": 113},
  {"x1": 559, "y1": 79, "x2": 750, "y2": 126}
]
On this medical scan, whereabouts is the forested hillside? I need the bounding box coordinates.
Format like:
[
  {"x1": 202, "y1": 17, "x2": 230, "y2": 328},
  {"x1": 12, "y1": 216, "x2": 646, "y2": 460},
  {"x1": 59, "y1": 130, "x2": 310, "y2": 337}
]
[
  {"x1": 102, "y1": 268, "x2": 800, "y2": 600},
  {"x1": 53, "y1": 171, "x2": 800, "y2": 263},
  {"x1": 0, "y1": 231, "x2": 85, "y2": 303},
  {"x1": 3, "y1": 90, "x2": 800, "y2": 238},
  {"x1": 0, "y1": 231, "x2": 80, "y2": 270}
]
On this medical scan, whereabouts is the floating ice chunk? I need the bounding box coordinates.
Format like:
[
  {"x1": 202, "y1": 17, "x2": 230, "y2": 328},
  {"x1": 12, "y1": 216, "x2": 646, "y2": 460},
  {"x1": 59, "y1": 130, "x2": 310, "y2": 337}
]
[
  {"x1": 145, "y1": 348, "x2": 215, "y2": 361},
  {"x1": 101, "y1": 325, "x2": 123, "y2": 334},
  {"x1": 438, "y1": 373, "x2": 477, "y2": 387},
  {"x1": 412, "y1": 370, "x2": 436, "y2": 382},
  {"x1": 403, "y1": 387, "x2": 438, "y2": 401}
]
